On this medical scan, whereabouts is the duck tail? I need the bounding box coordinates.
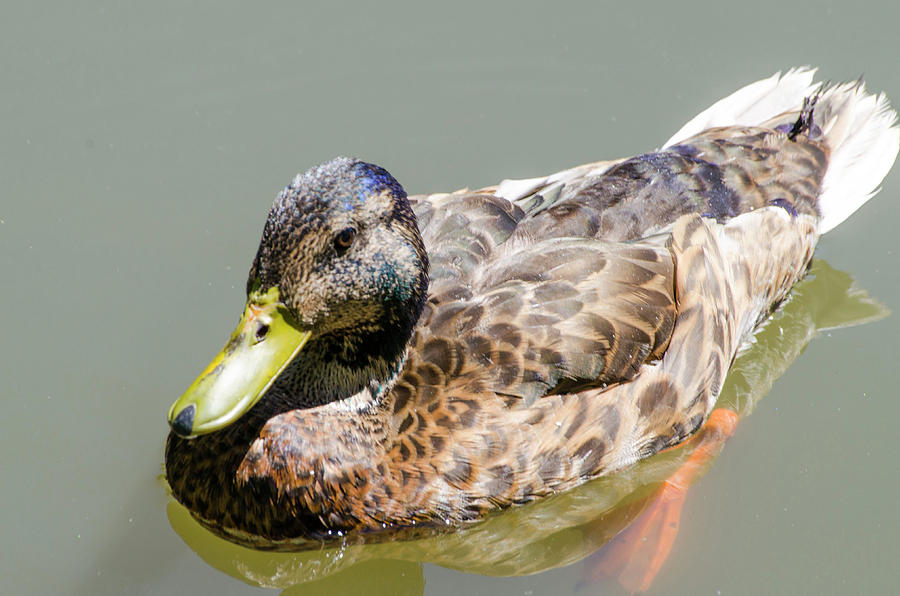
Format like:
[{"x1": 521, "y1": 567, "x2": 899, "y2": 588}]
[
  {"x1": 664, "y1": 68, "x2": 899, "y2": 234},
  {"x1": 810, "y1": 81, "x2": 899, "y2": 233}
]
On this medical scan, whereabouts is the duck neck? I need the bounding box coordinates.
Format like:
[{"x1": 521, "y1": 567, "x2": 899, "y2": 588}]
[{"x1": 261, "y1": 318, "x2": 411, "y2": 413}]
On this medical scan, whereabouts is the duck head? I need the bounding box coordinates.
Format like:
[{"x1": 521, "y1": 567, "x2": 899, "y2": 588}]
[{"x1": 168, "y1": 158, "x2": 429, "y2": 438}]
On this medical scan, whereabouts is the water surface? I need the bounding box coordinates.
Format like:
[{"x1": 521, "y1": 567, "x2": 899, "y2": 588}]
[{"x1": 2, "y1": 2, "x2": 899, "y2": 594}]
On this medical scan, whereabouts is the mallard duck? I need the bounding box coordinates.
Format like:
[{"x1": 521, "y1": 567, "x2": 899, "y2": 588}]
[{"x1": 165, "y1": 68, "x2": 898, "y2": 549}]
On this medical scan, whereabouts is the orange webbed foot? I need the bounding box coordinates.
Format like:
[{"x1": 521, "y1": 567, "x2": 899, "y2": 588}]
[{"x1": 583, "y1": 409, "x2": 739, "y2": 593}]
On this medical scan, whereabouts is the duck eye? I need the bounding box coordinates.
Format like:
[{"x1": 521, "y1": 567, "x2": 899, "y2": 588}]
[
  {"x1": 254, "y1": 322, "x2": 269, "y2": 343},
  {"x1": 334, "y1": 227, "x2": 357, "y2": 254}
]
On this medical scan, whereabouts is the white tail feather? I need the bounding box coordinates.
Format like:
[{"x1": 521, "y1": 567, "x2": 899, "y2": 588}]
[
  {"x1": 664, "y1": 68, "x2": 899, "y2": 234},
  {"x1": 815, "y1": 83, "x2": 899, "y2": 233}
]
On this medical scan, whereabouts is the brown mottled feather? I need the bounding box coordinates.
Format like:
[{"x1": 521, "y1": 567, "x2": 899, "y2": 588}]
[{"x1": 418, "y1": 238, "x2": 675, "y2": 402}]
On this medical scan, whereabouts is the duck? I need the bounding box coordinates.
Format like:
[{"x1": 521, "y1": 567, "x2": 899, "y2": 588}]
[{"x1": 165, "y1": 68, "x2": 898, "y2": 550}]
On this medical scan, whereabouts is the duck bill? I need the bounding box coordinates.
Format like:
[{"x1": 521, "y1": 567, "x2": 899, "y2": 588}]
[{"x1": 167, "y1": 287, "x2": 311, "y2": 438}]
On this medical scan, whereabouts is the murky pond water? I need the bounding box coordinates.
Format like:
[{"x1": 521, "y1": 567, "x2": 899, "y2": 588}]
[{"x1": 3, "y1": 2, "x2": 899, "y2": 595}]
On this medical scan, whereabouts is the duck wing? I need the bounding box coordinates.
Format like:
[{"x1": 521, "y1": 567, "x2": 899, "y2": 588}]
[
  {"x1": 406, "y1": 118, "x2": 826, "y2": 404},
  {"x1": 405, "y1": 72, "x2": 897, "y2": 411},
  {"x1": 408, "y1": 187, "x2": 675, "y2": 405}
]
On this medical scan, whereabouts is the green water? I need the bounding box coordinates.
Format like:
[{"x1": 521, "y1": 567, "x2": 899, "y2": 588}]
[{"x1": 3, "y1": 2, "x2": 899, "y2": 594}]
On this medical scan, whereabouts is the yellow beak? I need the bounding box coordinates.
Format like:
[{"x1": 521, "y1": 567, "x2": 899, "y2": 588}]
[{"x1": 167, "y1": 286, "x2": 311, "y2": 438}]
